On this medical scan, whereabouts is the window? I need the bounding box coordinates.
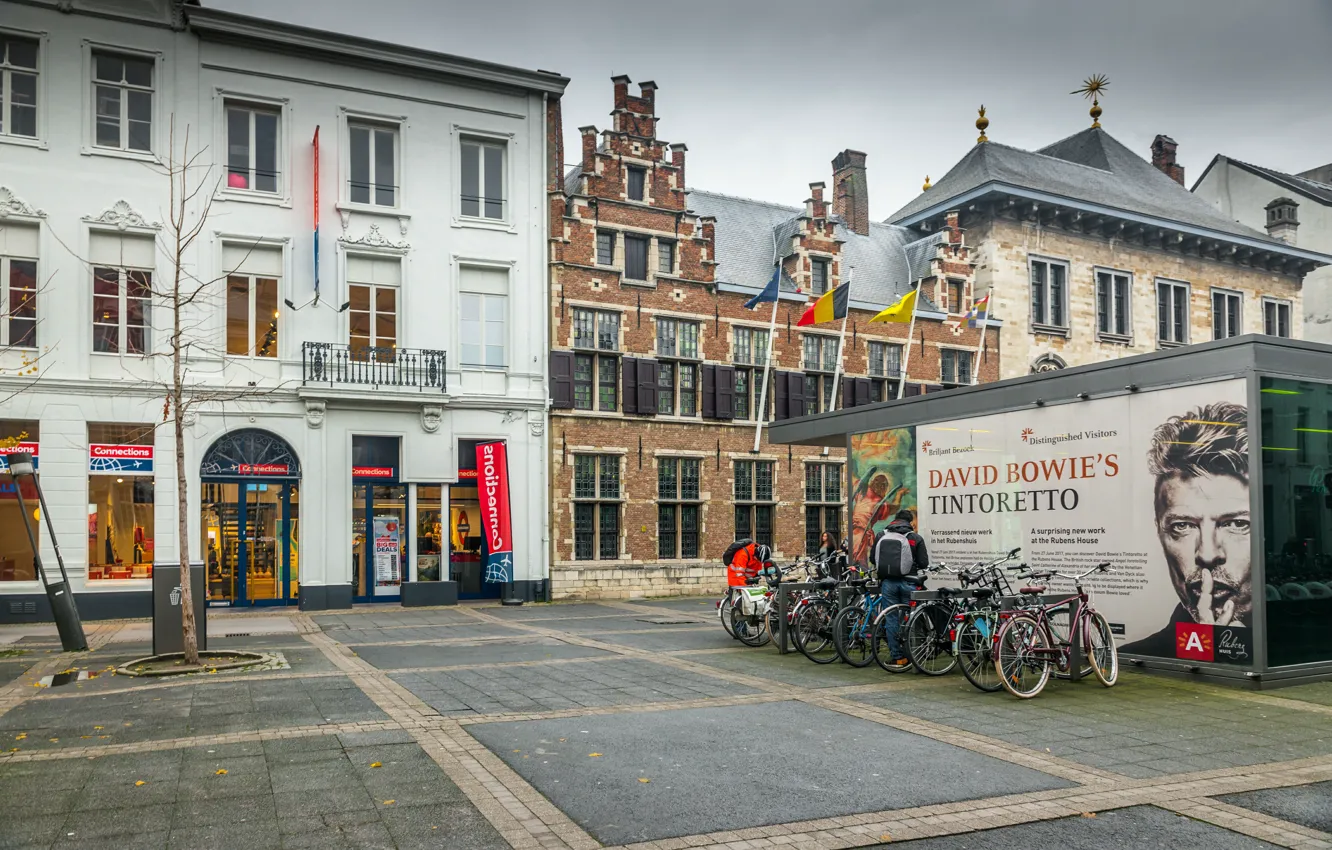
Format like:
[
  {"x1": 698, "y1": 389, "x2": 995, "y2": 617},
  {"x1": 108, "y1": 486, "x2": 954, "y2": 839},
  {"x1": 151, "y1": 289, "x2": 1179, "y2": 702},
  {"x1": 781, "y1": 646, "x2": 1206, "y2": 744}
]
[
  {"x1": 226, "y1": 275, "x2": 279, "y2": 357},
  {"x1": 347, "y1": 255, "x2": 400, "y2": 358},
  {"x1": 349, "y1": 122, "x2": 397, "y2": 207},
  {"x1": 866, "y1": 340, "x2": 902, "y2": 401},
  {"x1": 596, "y1": 231, "x2": 615, "y2": 266},
  {"x1": 947, "y1": 279, "x2": 965, "y2": 314},
  {"x1": 1030, "y1": 258, "x2": 1068, "y2": 330},
  {"x1": 734, "y1": 460, "x2": 775, "y2": 548},
  {"x1": 657, "y1": 317, "x2": 700, "y2": 416},
  {"x1": 1264, "y1": 299, "x2": 1292, "y2": 338},
  {"x1": 86, "y1": 423, "x2": 155, "y2": 581},
  {"x1": 656, "y1": 317, "x2": 699, "y2": 359},
  {"x1": 0, "y1": 419, "x2": 40, "y2": 581},
  {"x1": 658, "y1": 457, "x2": 701, "y2": 559},
  {"x1": 1212, "y1": 289, "x2": 1242, "y2": 340},
  {"x1": 803, "y1": 334, "x2": 839, "y2": 414},
  {"x1": 461, "y1": 293, "x2": 505, "y2": 368},
  {"x1": 572, "y1": 454, "x2": 620, "y2": 560},
  {"x1": 0, "y1": 224, "x2": 38, "y2": 348},
  {"x1": 92, "y1": 51, "x2": 152, "y2": 152},
  {"x1": 733, "y1": 326, "x2": 769, "y2": 421},
  {"x1": 658, "y1": 240, "x2": 674, "y2": 275},
  {"x1": 225, "y1": 103, "x2": 280, "y2": 194},
  {"x1": 941, "y1": 348, "x2": 972, "y2": 387},
  {"x1": 627, "y1": 166, "x2": 646, "y2": 201},
  {"x1": 1, "y1": 36, "x2": 38, "y2": 139},
  {"x1": 1095, "y1": 269, "x2": 1132, "y2": 339},
  {"x1": 624, "y1": 235, "x2": 648, "y2": 281},
  {"x1": 573, "y1": 308, "x2": 619, "y2": 411},
  {"x1": 92, "y1": 267, "x2": 151, "y2": 355},
  {"x1": 811, "y1": 258, "x2": 830, "y2": 296},
  {"x1": 461, "y1": 138, "x2": 505, "y2": 219},
  {"x1": 1156, "y1": 280, "x2": 1190, "y2": 346},
  {"x1": 804, "y1": 463, "x2": 842, "y2": 555}
]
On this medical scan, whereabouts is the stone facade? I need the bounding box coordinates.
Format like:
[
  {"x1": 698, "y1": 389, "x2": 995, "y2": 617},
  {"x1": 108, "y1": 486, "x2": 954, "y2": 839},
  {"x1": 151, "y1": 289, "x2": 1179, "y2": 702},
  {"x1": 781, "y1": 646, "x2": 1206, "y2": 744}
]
[{"x1": 547, "y1": 78, "x2": 994, "y2": 599}]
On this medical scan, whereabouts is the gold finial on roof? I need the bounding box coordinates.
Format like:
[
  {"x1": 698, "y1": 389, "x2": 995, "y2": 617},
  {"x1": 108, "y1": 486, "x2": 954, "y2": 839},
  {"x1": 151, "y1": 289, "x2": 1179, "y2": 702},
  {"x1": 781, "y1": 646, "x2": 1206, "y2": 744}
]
[
  {"x1": 922, "y1": 175, "x2": 931, "y2": 191},
  {"x1": 976, "y1": 105, "x2": 989, "y2": 143},
  {"x1": 1072, "y1": 74, "x2": 1109, "y2": 128}
]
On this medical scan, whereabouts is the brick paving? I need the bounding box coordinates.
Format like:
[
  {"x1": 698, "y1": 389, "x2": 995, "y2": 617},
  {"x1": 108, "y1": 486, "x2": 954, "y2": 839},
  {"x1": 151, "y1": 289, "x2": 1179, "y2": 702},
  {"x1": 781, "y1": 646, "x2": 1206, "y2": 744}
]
[{"x1": 0, "y1": 599, "x2": 1327, "y2": 849}]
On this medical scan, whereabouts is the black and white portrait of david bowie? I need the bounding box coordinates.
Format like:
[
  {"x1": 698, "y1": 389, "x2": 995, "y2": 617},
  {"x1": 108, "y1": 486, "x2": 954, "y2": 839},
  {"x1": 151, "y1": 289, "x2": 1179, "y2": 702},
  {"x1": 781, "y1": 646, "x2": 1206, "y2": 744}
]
[{"x1": 1121, "y1": 401, "x2": 1251, "y2": 657}]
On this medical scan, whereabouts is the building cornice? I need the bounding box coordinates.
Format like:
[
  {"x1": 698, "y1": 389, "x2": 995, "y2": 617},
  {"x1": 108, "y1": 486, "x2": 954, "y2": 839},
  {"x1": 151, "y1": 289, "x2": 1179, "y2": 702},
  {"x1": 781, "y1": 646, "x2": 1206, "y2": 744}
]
[{"x1": 185, "y1": 7, "x2": 569, "y2": 96}]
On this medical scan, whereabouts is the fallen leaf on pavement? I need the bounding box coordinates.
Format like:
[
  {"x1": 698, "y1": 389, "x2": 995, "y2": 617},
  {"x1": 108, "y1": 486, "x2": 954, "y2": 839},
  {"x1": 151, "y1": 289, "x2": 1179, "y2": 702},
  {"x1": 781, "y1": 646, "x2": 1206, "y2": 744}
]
[
  {"x1": 135, "y1": 781, "x2": 146, "y2": 787},
  {"x1": 638, "y1": 778, "x2": 650, "y2": 783},
  {"x1": 1081, "y1": 812, "x2": 1096, "y2": 818},
  {"x1": 383, "y1": 800, "x2": 395, "y2": 805},
  {"x1": 14, "y1": 734, "x2": 25, "y2": 741},
  {"x1": 588, "y1": 753, "x2": 602, "y2": 757},
  {"x1": 370, "y1": 762, "x2": 382, "y2": 768},
  {"x1": 215, "y1": 769, "x2": 227, "y2": 776}
]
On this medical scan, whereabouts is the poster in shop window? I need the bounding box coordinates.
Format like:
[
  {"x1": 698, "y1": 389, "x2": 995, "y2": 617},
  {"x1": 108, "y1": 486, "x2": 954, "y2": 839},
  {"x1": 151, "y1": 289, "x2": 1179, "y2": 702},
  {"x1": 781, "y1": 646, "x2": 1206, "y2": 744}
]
[
  {"x1": 850, "y1": 378, "x2": 1253, "y2": 666},
  {"x1": 372, "y1": 516, "x2": 401, "y2": 586}
]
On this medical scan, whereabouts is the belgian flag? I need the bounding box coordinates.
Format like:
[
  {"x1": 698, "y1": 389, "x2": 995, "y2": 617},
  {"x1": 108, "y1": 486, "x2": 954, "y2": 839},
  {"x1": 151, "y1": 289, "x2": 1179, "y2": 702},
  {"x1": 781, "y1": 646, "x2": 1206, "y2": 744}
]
[{"x1": 796, "y1": 283, "x2": 850, "y2": 327}]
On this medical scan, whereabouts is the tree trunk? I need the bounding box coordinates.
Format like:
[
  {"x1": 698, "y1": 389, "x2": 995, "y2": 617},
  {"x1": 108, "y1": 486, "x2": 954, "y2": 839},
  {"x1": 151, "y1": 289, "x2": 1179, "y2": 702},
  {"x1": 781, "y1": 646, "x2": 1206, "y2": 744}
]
[{"x1": 171, "y1": 139, "x2": 198, "y2": 666}]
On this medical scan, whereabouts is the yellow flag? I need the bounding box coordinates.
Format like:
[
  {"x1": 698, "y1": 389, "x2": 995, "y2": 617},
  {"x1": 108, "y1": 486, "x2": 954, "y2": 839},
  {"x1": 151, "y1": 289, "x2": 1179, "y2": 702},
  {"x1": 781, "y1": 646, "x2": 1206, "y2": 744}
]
[{"x1": 870, "y1": 288, "x2": 917, "y2": 323}]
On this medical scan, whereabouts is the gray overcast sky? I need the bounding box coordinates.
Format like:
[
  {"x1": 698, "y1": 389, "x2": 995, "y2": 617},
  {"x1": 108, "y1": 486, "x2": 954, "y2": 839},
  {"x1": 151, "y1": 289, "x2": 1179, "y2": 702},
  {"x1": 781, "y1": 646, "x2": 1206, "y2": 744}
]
[{"x1": 213, "y1": 0, "x2": 1332, "y2": 220}]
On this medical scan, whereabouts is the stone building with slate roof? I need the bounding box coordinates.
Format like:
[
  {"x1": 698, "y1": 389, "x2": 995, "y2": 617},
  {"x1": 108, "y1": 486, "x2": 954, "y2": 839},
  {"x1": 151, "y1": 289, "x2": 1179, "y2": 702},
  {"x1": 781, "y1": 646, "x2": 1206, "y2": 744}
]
[
  {"x1": 888, "y1": 120, "x2": 1330, "y2": 377},
  {"x1": 1192, "y1": 154, "x2": 1332, "y2": 342},
  {"x1": 546, "y1": 77, "x2": 989, "y2": 598}
]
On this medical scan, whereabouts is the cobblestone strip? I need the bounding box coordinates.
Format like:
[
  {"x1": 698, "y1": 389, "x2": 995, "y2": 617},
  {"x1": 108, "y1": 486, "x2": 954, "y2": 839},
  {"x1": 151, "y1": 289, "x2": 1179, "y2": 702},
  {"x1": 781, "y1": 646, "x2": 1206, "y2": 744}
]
[
  {"x1": 1162, "y1": 798, "x2": 1332, "y2": 850},
  {"x1": 300, "y1": 627, "x2": 600, "y2": 850},
  {"x1": 0, "y1": 719, "x2": 402, "y2": 764},
  {"x1": 602, "y1": 757, "x2": 1332, "y2": 850}
]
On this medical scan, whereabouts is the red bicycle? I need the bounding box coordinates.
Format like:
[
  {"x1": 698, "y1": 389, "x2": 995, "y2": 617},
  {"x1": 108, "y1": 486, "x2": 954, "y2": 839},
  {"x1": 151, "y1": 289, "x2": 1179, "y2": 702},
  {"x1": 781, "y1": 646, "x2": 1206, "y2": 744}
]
[{"x1": 993, "y1": 562, "x2": 1119, "y2": 699}]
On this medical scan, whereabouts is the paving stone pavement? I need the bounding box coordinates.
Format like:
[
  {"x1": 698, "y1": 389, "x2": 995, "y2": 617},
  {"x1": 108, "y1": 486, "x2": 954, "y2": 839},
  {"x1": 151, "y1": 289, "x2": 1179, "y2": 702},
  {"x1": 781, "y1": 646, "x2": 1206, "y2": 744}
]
[{"x1": 0, "y1": 600, "x2": 1328, "y2": 850}]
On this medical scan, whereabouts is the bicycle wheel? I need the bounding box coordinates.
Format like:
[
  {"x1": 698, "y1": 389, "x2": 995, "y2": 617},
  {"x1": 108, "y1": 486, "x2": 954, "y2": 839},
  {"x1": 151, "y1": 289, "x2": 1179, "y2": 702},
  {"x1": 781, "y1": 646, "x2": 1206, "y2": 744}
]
[
  {"x1": 1086, "y1": 611, "x2": 1119, "y2": 687},
  {"x1": 906, "y1": 604, "x2": 957, "y2": 676},
  {"x1": 833, "y1": 605, "x2": 874, "y2": 667},
  {"x1": 994, "y1": 614, "x2": 1052, "y2": 699},
  {"x1": 720, "y1": 595, "x2": 737, "y2": 639},
  {"x1": 794, "y1": 598, "x2": 839, "y2": 664},
  {"x1": 870, "y1": 603, "x2": 913, "y2": 672},
  {"x1": 767, "y1": 602, "x2": 785, "y2": 648},
  {"x1": 1048, "y1": 605, "x2": 1093, "y2": 679},
  {"x1": 956, "y1": 614, "x2": 1003, "y2": 692},
  {"x1": 730, "y1": 601, "x2": 770, "y2": 647}
]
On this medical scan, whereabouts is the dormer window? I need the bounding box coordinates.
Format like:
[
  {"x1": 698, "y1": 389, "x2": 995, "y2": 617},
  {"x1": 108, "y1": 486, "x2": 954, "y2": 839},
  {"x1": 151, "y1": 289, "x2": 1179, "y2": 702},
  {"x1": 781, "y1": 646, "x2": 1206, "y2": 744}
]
[{"x1": 627, "y1": 166, "x2": 646, "y2": 202}]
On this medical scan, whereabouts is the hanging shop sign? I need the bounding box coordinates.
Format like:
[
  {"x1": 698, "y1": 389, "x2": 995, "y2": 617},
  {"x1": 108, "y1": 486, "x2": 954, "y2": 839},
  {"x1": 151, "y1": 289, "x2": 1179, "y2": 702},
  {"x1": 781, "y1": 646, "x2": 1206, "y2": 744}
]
[
  {"x1": 475, "y1": 441, "x2": 513, "y2": 583},
  {"x1": 88, "y1": 444, "x2": 155, "y2": 475}
]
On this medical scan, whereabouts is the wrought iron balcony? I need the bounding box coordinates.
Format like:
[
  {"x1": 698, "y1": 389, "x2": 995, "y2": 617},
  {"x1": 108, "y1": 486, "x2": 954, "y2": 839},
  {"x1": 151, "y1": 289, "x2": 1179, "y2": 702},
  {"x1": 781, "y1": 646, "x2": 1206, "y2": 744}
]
[{"x1": 301, "y1": 342, "x2": 446, "y2": 392}]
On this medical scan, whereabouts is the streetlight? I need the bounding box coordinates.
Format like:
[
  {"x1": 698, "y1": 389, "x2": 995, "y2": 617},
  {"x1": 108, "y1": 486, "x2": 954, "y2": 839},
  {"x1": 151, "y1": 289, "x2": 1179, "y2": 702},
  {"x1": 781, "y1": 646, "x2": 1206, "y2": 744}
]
[{"x1": 5, "y1": 451, "x2": 87, "y2": 651}]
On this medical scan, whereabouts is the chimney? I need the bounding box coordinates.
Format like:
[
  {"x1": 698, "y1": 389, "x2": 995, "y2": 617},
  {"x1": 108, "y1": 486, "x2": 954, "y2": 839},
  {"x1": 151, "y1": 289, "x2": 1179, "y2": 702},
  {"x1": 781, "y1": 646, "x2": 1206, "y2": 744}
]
[
  {"x1": 832, "y1": 149, "x2": 869, "y2": 236},
  {"x1": 1151, "y1": 135, "x2": 1184, "y2": 185},
  {"x1": 807, "y1": 182, "x2": 827, "y2": 218},
  {"x1": 670, "y1": 143, "x2": 687, "y2": 190},
  {"x1": 1265, "y1": 197, "x2": 1299, "y2": 245},
  {"x1": 638, "y1": 80, "x2": 657, "y2": 110},
  {"x1": 579, "y1": 125, "x2": 597, "y2": 172},
  {"x1": 611, "y1": 75, "x2": 631, "y2": 110}
]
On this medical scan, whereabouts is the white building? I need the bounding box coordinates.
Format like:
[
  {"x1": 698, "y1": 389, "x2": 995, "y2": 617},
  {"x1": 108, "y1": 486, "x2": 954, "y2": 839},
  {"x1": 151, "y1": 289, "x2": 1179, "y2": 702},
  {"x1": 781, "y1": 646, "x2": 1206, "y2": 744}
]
[
  {"x1": 0, "y1": 0, "x2": 565, "y2": 619},
  {"x1": 1193, "y1": 155, "x2": 1332, "y2": 341}
]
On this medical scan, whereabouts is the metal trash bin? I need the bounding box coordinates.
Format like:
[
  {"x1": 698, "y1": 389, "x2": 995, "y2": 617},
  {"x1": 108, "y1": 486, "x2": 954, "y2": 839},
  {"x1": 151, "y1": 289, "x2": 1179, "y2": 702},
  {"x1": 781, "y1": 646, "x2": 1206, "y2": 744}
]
[{"x1": 153, "y1": 561, "x2": 207, "y2": 656}]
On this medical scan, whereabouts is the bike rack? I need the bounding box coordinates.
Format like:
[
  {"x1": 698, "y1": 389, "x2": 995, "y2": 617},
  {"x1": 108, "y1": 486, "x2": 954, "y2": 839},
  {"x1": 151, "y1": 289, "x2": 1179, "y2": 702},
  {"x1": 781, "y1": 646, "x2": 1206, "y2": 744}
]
[{"x1": 773, "y1": 582, "x2": 817, "y2": 656}]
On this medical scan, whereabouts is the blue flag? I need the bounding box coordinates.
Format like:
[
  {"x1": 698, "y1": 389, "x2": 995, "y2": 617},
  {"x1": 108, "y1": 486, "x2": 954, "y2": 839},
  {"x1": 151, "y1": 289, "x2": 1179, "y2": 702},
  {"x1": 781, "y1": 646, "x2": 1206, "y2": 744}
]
[{"x1": 744, "y1": 266, "x2": 781, "y2": 310}]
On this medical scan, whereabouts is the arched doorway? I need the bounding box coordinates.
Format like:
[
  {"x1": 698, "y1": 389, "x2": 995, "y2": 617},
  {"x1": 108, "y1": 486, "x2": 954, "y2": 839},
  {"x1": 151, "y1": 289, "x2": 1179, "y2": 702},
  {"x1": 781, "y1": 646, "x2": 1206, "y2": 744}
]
[{"x1": 199, "y1": 429, "x2": 301, "y2": 606}]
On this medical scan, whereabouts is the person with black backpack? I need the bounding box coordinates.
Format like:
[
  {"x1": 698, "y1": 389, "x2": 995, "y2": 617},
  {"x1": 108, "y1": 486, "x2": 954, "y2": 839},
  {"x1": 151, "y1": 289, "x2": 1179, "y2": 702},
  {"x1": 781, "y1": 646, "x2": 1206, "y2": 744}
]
[{"x1": 870, "y1": 509, "x2": 930, "y2": 667}]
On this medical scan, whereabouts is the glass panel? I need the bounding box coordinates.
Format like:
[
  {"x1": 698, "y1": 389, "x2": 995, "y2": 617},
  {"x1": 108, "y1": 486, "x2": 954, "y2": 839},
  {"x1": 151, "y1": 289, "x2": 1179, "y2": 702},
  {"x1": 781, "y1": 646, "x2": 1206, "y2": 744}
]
[
  {"x1": 599, "y1": 456, "x2": 620, "y2": 499},
  {"x1": 201, "y1": 483, "x2": 239, "y2": 602},
  {"x1": 679, "y1": 365, "x2": 696, "y2": 416},
  {"x1": 734, "y1": 505, "x2": 751, "y2": 542},
  {"x1": 679, "y1": 322, "x2": 699, "y2": 359},
  {"x1": 8, "y1": 260, "x2": 37, "y2": 347},
  {"x1": 1261, "y1": 376, "x2": 1332, "y2": 666},
  {"x1": 803, "y1": 336, "x2": 818, "y2": 369},
  {"x1": 573, "y1": 354, "x2": 593, "y2": 410},
  {"x1": 1173, "y1": 288, "x2": 1187, "y2": 343},
  {"x1": 574, "y1": 309, "x2": 594, "y2": 349},
  {"x1": 245, "y1": 484, "x2": 281, "y2": 600},
  {"x1": 10, "y1": 73, "x2": 37, "y2": 138},
  {"x1": 94, "y1": 54, "x2": 123, "y2": 82},
  {"x1": 658, "y1": 458, "x2": 677, "y2": 500},
  {"x1": 95, "y1": 85, "x2": 120, "y2": 147},
  {"x1": 87, "y1": 475, "x2": 155, "y2": 580},
  {"x1": 460, "y1": 292, "x2": 481, "y2": 365},
  {"x1": 483, "y1": 144, "x2": 503, "y2": 219},
  {"x1": 1115, "y1": 276, "x2": 1129, "y2": 335},
  {"x1": 658, "y1": 504, "x2": 676, "y2": 559},
  {"x1": 226, "y1": 108, "x2": 250, "y2": 188},
  {"x1": 755, "y1": 505, "x2": 774, "y2": 547},
  {"x1": 598, "y1": 502, "x2": 618, "y2": 560},
  {"x1": 806, "y1": 506, "x2": 821, "y2": 556},
  {"x1": 805, "y1": 464, "x2": 820, "y2": 501},
  {"x1": 123, "y1": 57, "x2": 152, "y2": 87},
  {"x1": 625, "y1": 236, "x2": 647, "y2": 280},
  {"x1": 598, "y1": 312, "x2": 618, "y2": 351},
  {"x1": 254, "y1": 111, "x2": 278, "y2": 193},
  {"x1": 734, "y1": 461, "x2": 752, "y2": 501},
  {"x1": 226, "y1": 276, "x2": 249, "y2": 355},
  {"x1": 657, "y1": 362, "x2": 674, "y2": 415},
  {"x1": 1030, "y1": 261, "x2": 1046, "y2": 324},
  {"x1": 573, "y1": 455, "x2": 596, "y2": 498},
  {"x1": 756, "y1": 462, "x2": 773, "y2": 501},
  {"x1": 370, "y1": 486, "x2": 407, "y2": 594},
  {"x1": 1050, "y1": 263, "x2": 1066, "y2": 326},
  {"x1": 484, "y1": 296, "x2": 505, "y2": 366},
  {"x1": 596, "y1": 232, "x2": 613, "y2": 265},
  {"x1": 349, "y1": 283, "x2": 370, "y2": 312},
  {"x1": 657, "y1": 318, "x2": 676, "y2": 356},
  {"x1": 8, "y1": 39, "x2": 38, "y2": 69},
  {"x1": 574, "y1": 503, "x2": 594, "y2": 560},
  {"x1": 460, "y1": 141, "x2": 479, "y2": 217},
  {"x1": 680, "y1": 505, "x2": 699, "y2": 559},
  {"x1": 828, "y1": 465, "x2": 841, "y2": 501},
  {"x1": 734, "y1": 369, "x2": 750, "y2": 420},
  {"x1": 374, "y1": 129, "x2": 395, "y2": 206},
  {"x1": 349, "y1": 125, "x2": 370, "y2": 204},
  {"x1": 1157, "y1": 284, "x2": 1169, "y2": 341},
  {"x1": 413, "y1": 485, "x2": 444, "y2": 582},
  {"x1": 126, "y1": 91, "x2": 151, "y2": 151},
  {"x1": 1096, "y1": 273, "x2": 1109, "y2": 333},
  {"x1": 805, "y1": 375, "x2": 819, "y2": 411},
  {"x1": 681, "y1": 459, "x2": 700, "y2": 500},
  {"x1": 658, "y1": 241, "x2": 673, "y2": 274},
  {"x1": 734, "y1": 328, "x2": 751, "y2": 365},
  {"x1": 256, "y1": 277, "x2": 278, "y2": 357},
  {"x1": 598, "y1": 355, "x2": 617, "y2": 411}
]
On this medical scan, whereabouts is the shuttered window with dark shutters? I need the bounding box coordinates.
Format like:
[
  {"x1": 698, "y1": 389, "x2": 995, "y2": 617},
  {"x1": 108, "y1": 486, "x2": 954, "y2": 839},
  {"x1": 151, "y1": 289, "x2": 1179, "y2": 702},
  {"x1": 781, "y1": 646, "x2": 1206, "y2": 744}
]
[{"x1": 550, "y1": 350, "x2": 574, "y2": 409}]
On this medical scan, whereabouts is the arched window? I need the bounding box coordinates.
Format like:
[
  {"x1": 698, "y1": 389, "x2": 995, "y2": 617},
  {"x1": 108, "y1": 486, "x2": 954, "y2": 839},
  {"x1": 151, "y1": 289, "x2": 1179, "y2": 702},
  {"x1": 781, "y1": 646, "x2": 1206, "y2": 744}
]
[{"x1": 200, "y1": 429, "x2": 300, "y2": 479}]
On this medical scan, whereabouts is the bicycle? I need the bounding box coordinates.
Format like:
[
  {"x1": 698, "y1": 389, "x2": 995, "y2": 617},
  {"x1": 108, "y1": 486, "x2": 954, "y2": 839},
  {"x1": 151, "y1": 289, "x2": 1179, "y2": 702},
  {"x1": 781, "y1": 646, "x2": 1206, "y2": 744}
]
[
  {"x1": 947, "y1": 551, "x2": 1023, "y2": 692},
  {"x1": 792, "y1": 560, "x2": 861, "y2": 664},
  {"x1": 992, "y1": 562, "x2": 1120, "y2": 699},
  {"x1": 730, "y1": 561, "x2": 810, "y2": 648},
  {"x1": 833, "y1": 568, "x2": 902, "y2": 668}
]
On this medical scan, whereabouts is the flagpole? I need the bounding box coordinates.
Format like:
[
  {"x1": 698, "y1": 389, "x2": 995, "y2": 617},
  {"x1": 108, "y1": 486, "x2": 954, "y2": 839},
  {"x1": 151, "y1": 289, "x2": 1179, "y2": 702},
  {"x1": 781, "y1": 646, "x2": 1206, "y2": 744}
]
[
  {"x1": 971, "y1": 285, "x2": 992, "y2": 385},
  {"x1": 752, "y1": 283, "x2": 780, "y2": 453},
  {"x1": 828, "y1": 267, "x2": 852, "y2": 412},
  {"x1": 895, "y1": 275, "x2": 923, "y2": 400}
]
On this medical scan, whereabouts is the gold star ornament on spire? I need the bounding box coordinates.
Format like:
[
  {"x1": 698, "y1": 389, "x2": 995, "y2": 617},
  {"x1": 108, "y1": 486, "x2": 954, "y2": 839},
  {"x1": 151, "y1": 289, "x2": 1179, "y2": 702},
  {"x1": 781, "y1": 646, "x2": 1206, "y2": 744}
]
[
  {"x1": 976, "y1": 105, "x2": 989, "y2": 143},
  {"x1": 1072, "y1": 74, "x2": 1109, "y2": 128}
]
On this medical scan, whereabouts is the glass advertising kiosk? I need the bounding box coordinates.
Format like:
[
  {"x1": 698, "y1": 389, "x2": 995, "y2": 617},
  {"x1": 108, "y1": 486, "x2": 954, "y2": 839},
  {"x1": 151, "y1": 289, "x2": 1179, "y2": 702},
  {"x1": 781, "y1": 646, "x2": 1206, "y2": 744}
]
[{"x1": 767, "y1": 336, "x2": 1332, "y2": 687}]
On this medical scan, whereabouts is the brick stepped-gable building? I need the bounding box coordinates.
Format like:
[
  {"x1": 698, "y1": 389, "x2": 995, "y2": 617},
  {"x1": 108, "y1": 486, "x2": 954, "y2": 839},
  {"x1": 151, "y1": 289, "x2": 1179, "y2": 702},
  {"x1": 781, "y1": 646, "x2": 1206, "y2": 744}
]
[
  {"x1": 887, "y1": 116, "x2": 1331, "y2": 377},
  {"x1": 546, "y1": 77, "x2": 992, "y2": 599}
]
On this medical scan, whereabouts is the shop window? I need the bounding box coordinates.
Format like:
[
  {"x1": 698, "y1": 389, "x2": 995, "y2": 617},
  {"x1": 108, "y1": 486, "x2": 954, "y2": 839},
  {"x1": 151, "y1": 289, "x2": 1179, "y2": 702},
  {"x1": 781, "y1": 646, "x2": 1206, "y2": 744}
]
[
  {"x1": 1261, "y1": 376, "x2": 1332, "y2": 666},
  {"x1": 86, "y1": 422, "x2": 155, "y2": 581},
  {"x1": 0, "y1": 419, "x2": 40, "y2": 582},
  {"x1": 415, "y1": 484, "x2": 444, "y2": 581}
]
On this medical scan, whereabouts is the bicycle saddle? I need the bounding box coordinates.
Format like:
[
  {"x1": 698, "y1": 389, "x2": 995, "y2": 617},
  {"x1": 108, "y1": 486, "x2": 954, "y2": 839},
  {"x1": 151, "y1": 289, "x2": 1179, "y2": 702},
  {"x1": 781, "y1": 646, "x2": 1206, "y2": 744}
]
[
  {"x1": 816, "y1": 578, "x2": 838, "y2": 590},
  {"x1": 1019, "y1": 585, "x2": 1047, "y2": 595},
  {"x1": 972, "y1": 587, "x2": 994, "y2": 598},
  {"x1": 848, "y1": 579, "x2": 871, "y2": 588}
]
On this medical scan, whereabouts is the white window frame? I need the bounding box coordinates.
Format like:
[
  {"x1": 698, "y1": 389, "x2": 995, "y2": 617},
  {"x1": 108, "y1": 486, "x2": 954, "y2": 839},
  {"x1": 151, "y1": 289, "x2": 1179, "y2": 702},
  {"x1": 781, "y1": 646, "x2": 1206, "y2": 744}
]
[
  {"x1": 224, "y1": 273, "x2": 281, "y2": 359},
  {"x1": 87, "y1": 45, "x2": 156, "y2": 156},
  {"x1": 452, "y1": 124, "x2": 514, "y2": 231},
  {"x1": 1155, "y1": 278, "x2": 1190, "y2": 347},
  {"x1": 0, "y1": 251, "x2": 38, "y2": 349},
  {"x1": 1094, "y1": 267, "x2": 1133, "y2": 342},
  {"x1": 216, "y1": 234, "x2": 291, "y2": 364},
  {"x1": 91, "y1": 265, "x2": 152, "y2": 357},
  {"x1": 347, "y1": 119, "x2": 400, "y2": 209},
  {"x1": 1262, "y1": 297, "x2": 1293, "y2": 338},
  {"x1": 1029, "y1": 255, "x2": 1070, "y2": 334},
  {"x1": 217, "y1": 91, "x2": 291, "y2": 206},
  {"x1": 0, "y1": 27, "x2": 46, "y2": 149},
  {"x1": 335, "y1": 107, "x2": 407, "y2": 218},
  {"x1": 460, "y1": 291, "x2": 507, "y2": 370},
  {"x1": 1211, "y1": 287, "x2": 1244, "y2": 340},
  {"x1": 457, "y1": 261, "x2": 511, "y2": 371}
]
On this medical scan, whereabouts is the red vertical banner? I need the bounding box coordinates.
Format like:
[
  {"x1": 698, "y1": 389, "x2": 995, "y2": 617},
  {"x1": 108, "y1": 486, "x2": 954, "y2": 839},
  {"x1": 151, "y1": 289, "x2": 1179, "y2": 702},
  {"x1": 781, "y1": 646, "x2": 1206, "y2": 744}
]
[{"x1": 476, "y1": 441, "x2": 513, "y2": 583}]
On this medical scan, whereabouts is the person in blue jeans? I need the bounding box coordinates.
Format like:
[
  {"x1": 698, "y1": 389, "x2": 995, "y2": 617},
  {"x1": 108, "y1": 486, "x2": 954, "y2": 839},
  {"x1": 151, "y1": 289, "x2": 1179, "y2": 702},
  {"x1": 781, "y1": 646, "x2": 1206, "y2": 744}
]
[{"x1": 870, "y1": 509, "x2": 931, "y2": 665}]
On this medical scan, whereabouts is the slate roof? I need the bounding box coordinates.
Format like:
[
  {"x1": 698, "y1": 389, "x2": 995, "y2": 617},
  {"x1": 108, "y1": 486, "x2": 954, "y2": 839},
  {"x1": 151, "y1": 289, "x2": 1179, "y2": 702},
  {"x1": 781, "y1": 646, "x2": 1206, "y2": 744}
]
[
  {"x1": 1195, "y1": 156, "x2": 1332, "y2": 207},
  {"x1": 886, "y1": 127, "x2": 1283, "y2": 245},
  {"x1": 687, "y1": 189, "x2": 944, "y2": 310}
]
